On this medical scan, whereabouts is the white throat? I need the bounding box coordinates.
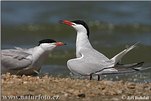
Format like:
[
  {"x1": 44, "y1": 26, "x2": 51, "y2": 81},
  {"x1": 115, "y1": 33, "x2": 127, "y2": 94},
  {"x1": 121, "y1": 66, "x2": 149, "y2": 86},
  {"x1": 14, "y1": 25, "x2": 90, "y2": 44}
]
[
  {"x1": 31, "y1": 46, "x2": 49, "y2": 65},
  {"x1": 76, "y1": 31, "x2": 93, "y2": 58}
]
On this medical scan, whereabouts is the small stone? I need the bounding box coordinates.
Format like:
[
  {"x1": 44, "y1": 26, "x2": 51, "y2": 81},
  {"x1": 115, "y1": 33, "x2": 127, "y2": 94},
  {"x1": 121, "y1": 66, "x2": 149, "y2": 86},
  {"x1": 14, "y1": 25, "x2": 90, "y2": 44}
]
[
  {"x1": 127, "y1": 83, "x2": 136, "y2": 89},
  {"x1": 28, "y1": 88, "x2": 34, "y2": 92},
  {"x1": 86, "y1": 83, "x2": 91, "y2": 87},
  {"x1": 27, "y1": 76, "x2": 31, "y2": 78},
  {"x1": 23, "y1": 81, "x2": 28, "y2": 84},
  {"x1": 103, "y1": 81, "x2": 114, "y2": 86},
  {"x1": 110, "y1": 91, "x2": 117, "y2": 95},
  {"x1": 77, "y1": 93, "x2": 85, "y2": 98},
  {"x1": 111, "y1": 97, "x2": 120, "y2": 101},
  {"x1": 64, "y1": 93, "x2": 68, "y2": 97},
  {"x1": 2, "y1": 79, "x2": 4, "y2": 83},
  {"x1": 22, "y1": 75, "x2": 26, "y2": 77},
  {"x1": 101, "y1": 86, "x2": 106, "y2": 90},
  {"x1": 8, "y1": 81, "x2": 13, "y2": 84},
  {"x1": 116, "y1": 90, "x2": 123, "y2": 94},
  {"x1": 36, "y1": 76, "x2": 40, "y2": 79},
  {"x1": 73, "y1": 90, "x2": 80, "y2": 95},
  {"x1": 67, "y1": 89, "x2": 74, "y2": 93}
]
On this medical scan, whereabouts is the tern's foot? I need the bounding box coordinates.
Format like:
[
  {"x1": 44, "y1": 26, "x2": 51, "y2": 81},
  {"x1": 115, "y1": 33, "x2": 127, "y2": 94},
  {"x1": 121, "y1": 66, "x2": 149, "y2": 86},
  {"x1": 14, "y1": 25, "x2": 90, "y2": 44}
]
[{"x1": 33, "y1": 70, "x2": 40, "y2": 75}]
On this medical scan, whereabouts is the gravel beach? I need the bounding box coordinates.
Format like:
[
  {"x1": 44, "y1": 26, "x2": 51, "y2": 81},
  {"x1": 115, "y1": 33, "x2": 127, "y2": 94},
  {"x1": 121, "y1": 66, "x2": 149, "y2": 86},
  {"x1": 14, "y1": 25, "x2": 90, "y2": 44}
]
[{"x1": 1, "y1": 73, "x2": 151, "y2": 101}]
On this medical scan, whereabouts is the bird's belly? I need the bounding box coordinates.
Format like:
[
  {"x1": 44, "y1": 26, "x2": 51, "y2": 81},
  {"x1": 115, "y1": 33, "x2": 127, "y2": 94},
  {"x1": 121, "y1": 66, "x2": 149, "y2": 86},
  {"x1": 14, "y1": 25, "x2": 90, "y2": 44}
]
[
  {"x1": 17, "y1": 66, "x2": 41, "y2": 75},
  {"x1": 67, "y1": 59, "x2": 93, "y2": 76},
  {"x1": 1, "y1": 65, "x2": 41, "y2": 75}
]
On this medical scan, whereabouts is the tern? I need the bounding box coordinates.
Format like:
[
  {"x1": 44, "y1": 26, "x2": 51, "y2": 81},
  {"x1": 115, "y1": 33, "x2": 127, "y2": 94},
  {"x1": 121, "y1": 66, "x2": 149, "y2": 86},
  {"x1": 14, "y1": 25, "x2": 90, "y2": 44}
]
[
  {"x1": 60, "y1": 20, "x2": 144, "y2": 80},
  {"x1": 1, "y1": 39, "x2": 65, "y2": 75}
]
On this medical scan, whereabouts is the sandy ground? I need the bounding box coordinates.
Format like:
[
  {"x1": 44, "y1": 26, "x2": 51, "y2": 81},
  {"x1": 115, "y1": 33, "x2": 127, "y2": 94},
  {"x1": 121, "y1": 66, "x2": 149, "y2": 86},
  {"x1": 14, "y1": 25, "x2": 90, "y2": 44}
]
[{"x1": 1, "y1": 73, "x2": 151, "y2": 101}]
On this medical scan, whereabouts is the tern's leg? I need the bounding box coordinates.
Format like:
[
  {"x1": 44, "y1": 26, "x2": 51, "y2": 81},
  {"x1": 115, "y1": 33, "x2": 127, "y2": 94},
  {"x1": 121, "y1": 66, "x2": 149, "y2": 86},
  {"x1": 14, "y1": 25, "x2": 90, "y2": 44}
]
[
  {"x1": 98, "y1": 75, "x2": 100, "y2": 81},
  {"x1": 90, "y1": 74, "x2": 93, "y2": 80},
  {"x1": 16, "y1": 70, "x2": 22, "y2": 75}
]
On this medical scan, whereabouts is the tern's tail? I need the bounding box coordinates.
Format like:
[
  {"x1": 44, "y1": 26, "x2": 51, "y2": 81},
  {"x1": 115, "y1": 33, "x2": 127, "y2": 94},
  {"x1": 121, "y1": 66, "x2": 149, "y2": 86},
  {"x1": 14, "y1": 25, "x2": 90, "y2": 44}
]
[
  {"x1": 115, "y1": 62, "x2": 144, "y2": 70},
  {"x1": 101, "y1": 62, "x2": 147, "y2": 75},
  {"x1": 111, "y1": 43, "x2": 139, "y2": 65}
]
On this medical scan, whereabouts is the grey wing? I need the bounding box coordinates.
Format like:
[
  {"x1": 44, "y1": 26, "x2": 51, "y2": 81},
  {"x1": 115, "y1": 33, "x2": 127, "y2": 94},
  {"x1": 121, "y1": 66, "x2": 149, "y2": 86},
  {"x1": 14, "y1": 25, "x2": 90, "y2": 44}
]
[
  {"x1": 1, "y1": 49, "x2": 32, "y2": 70},
  {"x1": 68, "y1": 47, "x2": 115, "y2": 75},
  {"x1": 82, "y1": 48, "x2": 110, "y2": 62},
  {"x1": 81, "y1": 48, "x2": 113, "y2": 65},
  {"x1": 67, "y1": 54, "x2": 111, "y2": 76}
]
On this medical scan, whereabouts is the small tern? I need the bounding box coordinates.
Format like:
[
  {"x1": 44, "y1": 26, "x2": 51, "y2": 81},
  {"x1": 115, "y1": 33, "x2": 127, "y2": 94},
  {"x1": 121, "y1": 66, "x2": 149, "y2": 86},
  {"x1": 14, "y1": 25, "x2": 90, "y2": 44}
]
[
  {"x1": 60, "y1": 20, "x2": 144, "y2": 80},
  {"x1": 1, "y1": 39, "x2": 65, "y2": 75}
]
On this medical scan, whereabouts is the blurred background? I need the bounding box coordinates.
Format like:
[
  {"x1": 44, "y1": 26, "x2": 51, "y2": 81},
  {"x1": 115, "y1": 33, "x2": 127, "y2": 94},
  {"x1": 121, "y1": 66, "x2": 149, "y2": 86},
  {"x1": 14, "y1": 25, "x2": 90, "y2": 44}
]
[{"x1": 1, "y1": 1, "x2": 151, "y2": 82}]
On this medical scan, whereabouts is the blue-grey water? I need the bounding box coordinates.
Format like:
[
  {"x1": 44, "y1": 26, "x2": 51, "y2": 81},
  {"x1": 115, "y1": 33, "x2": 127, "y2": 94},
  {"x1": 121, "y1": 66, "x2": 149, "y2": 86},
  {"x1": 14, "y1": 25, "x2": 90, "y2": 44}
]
[{"x1": 1, "y1": 1, "x2": 151, "y2": 82}]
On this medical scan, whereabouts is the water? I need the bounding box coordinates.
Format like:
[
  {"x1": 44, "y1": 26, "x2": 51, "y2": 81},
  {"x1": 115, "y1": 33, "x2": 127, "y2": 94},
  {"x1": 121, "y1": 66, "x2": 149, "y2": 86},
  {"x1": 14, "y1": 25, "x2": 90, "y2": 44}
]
[{"x1": 1, "y1": 1, "x2": 151, "y2": 82}]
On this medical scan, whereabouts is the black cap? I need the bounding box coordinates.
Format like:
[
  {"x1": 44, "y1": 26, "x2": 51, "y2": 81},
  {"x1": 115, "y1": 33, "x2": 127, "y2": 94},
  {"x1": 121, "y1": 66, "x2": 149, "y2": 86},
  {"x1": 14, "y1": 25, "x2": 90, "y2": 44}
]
[
  {"x1": 38, "y1": 39, "x2": 56, "y2": 45},
  {"x1": 72, "y1": 20, "x2": 89, "y2": 38}
]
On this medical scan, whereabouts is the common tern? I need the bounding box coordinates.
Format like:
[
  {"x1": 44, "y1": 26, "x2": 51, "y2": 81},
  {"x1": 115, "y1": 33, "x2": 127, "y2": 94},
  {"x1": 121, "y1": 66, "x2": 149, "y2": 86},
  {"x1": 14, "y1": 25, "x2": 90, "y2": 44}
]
[
  {"x1": 60, "y1": 20, "x2": 144, "y2": 80},
  {"x1": 1, "y1": 39, "x2": 65, "y2": 75}
]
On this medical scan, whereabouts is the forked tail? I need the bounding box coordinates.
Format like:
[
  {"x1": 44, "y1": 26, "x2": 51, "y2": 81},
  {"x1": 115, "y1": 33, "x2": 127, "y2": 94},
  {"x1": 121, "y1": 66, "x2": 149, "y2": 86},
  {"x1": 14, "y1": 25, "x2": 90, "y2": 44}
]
[
  {"x1": 94, "y1": 62, "x2": 145, "y2": 75},
  {"x1": 111, "y1": 43, "x2": 139, "y2": 65}
]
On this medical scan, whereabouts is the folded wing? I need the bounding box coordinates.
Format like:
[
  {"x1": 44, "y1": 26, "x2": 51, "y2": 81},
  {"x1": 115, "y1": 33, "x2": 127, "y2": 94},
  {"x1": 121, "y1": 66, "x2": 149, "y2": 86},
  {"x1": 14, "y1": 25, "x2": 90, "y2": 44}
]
[{"x1": 1, "y1": 49, "x2": 32, "y2": 70}]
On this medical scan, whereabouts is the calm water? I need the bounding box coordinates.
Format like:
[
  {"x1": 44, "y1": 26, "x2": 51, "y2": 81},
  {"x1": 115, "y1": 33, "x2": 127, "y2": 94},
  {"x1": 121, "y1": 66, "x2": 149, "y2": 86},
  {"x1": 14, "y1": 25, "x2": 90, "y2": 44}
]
[{"x1": 1, "y1": 1, "x2": 151, "y2": 82}]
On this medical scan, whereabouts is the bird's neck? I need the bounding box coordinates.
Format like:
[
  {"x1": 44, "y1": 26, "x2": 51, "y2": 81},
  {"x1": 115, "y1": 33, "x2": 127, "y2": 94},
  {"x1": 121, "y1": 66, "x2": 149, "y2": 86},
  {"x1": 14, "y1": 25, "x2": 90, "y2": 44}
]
[
  {"x1": 76, "y1": 31, "x2": 92, "y2": 57},
  {"x1": 32, "y1": 46, "x2": 49, "y2": 64}
]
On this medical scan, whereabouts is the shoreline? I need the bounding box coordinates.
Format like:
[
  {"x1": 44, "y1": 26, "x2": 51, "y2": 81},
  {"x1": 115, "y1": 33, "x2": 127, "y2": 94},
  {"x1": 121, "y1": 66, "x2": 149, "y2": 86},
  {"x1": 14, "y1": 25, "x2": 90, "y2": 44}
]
[{"x1": 2, "y1": 73, "x2": 151, "y2": 101}]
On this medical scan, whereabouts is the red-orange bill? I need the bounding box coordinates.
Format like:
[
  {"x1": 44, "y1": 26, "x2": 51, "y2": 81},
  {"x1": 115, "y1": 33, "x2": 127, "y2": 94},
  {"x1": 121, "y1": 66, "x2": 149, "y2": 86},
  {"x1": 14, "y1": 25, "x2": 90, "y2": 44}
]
[
  {"x1": 59, "y1": 20, "x2": 73, "y2": 26},
  {"x1": 55, "y1": 42, "x2": 66, "y2": 46}
]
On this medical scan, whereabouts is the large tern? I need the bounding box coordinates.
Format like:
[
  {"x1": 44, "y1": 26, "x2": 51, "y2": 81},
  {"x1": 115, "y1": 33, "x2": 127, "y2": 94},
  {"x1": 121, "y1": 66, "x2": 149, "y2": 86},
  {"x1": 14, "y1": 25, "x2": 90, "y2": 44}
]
[
  {"x1": 1, "y1": 39, "x2": 65, "y2": 75},
  {"x1": 60, "y1": 20, "x2": 144, "y2": 80}
]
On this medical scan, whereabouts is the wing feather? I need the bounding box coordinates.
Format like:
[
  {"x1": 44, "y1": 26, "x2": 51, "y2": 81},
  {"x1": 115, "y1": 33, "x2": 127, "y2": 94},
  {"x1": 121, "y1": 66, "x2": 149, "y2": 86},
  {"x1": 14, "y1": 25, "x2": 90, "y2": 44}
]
[
  {"x1": 1, "y1": 49, "x2": 32, "y2": 70},
  {"x1": 111, "y1": 43, "x2": 138, "y2": 65}
]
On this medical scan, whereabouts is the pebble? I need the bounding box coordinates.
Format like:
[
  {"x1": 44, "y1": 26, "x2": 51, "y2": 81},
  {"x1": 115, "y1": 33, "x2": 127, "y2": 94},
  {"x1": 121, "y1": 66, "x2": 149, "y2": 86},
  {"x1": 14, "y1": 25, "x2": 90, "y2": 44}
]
[
  {"x1": 116, "y1": 90, "x2": 123, "y2": 94},
  {"x1": 77, "y1": 93, "x2": 86, "y2": 98},
  {"x1": 111, "y1": 97, "x2": 120, "y2": 101},
  {"x1": 23, "y1": 81, "x2": 28, "y2": 84},
  {"x1": 127, "y1": 83, "x2": 136, "y2": 89},
  {"x1": 103, "y1": 80, "x2": 114, "y2": 86}
]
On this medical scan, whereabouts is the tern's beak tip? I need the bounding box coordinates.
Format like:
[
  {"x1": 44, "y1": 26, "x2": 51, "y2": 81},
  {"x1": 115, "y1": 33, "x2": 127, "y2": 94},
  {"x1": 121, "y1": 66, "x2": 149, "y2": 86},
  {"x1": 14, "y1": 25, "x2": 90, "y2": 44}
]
[
  {"x1": 59, "y1": 20, "x2": 64, "y2": 24},
  {"x1": 59, "y1": 20, "x2": 73, "y2": 26},
  {"x1": 56, "y1": 42, "x2": 66, "y2": 46}
]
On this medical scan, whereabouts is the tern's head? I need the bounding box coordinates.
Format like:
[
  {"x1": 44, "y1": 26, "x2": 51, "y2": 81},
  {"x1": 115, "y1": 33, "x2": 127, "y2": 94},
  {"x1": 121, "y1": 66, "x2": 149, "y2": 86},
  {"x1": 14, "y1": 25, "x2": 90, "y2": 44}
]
[
  {"x1": 38, "y1": 39, "x2": 65, "y2": 51},
  {"x1": 60, "y1": 20, "x2": 89, "y2": 38}
]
